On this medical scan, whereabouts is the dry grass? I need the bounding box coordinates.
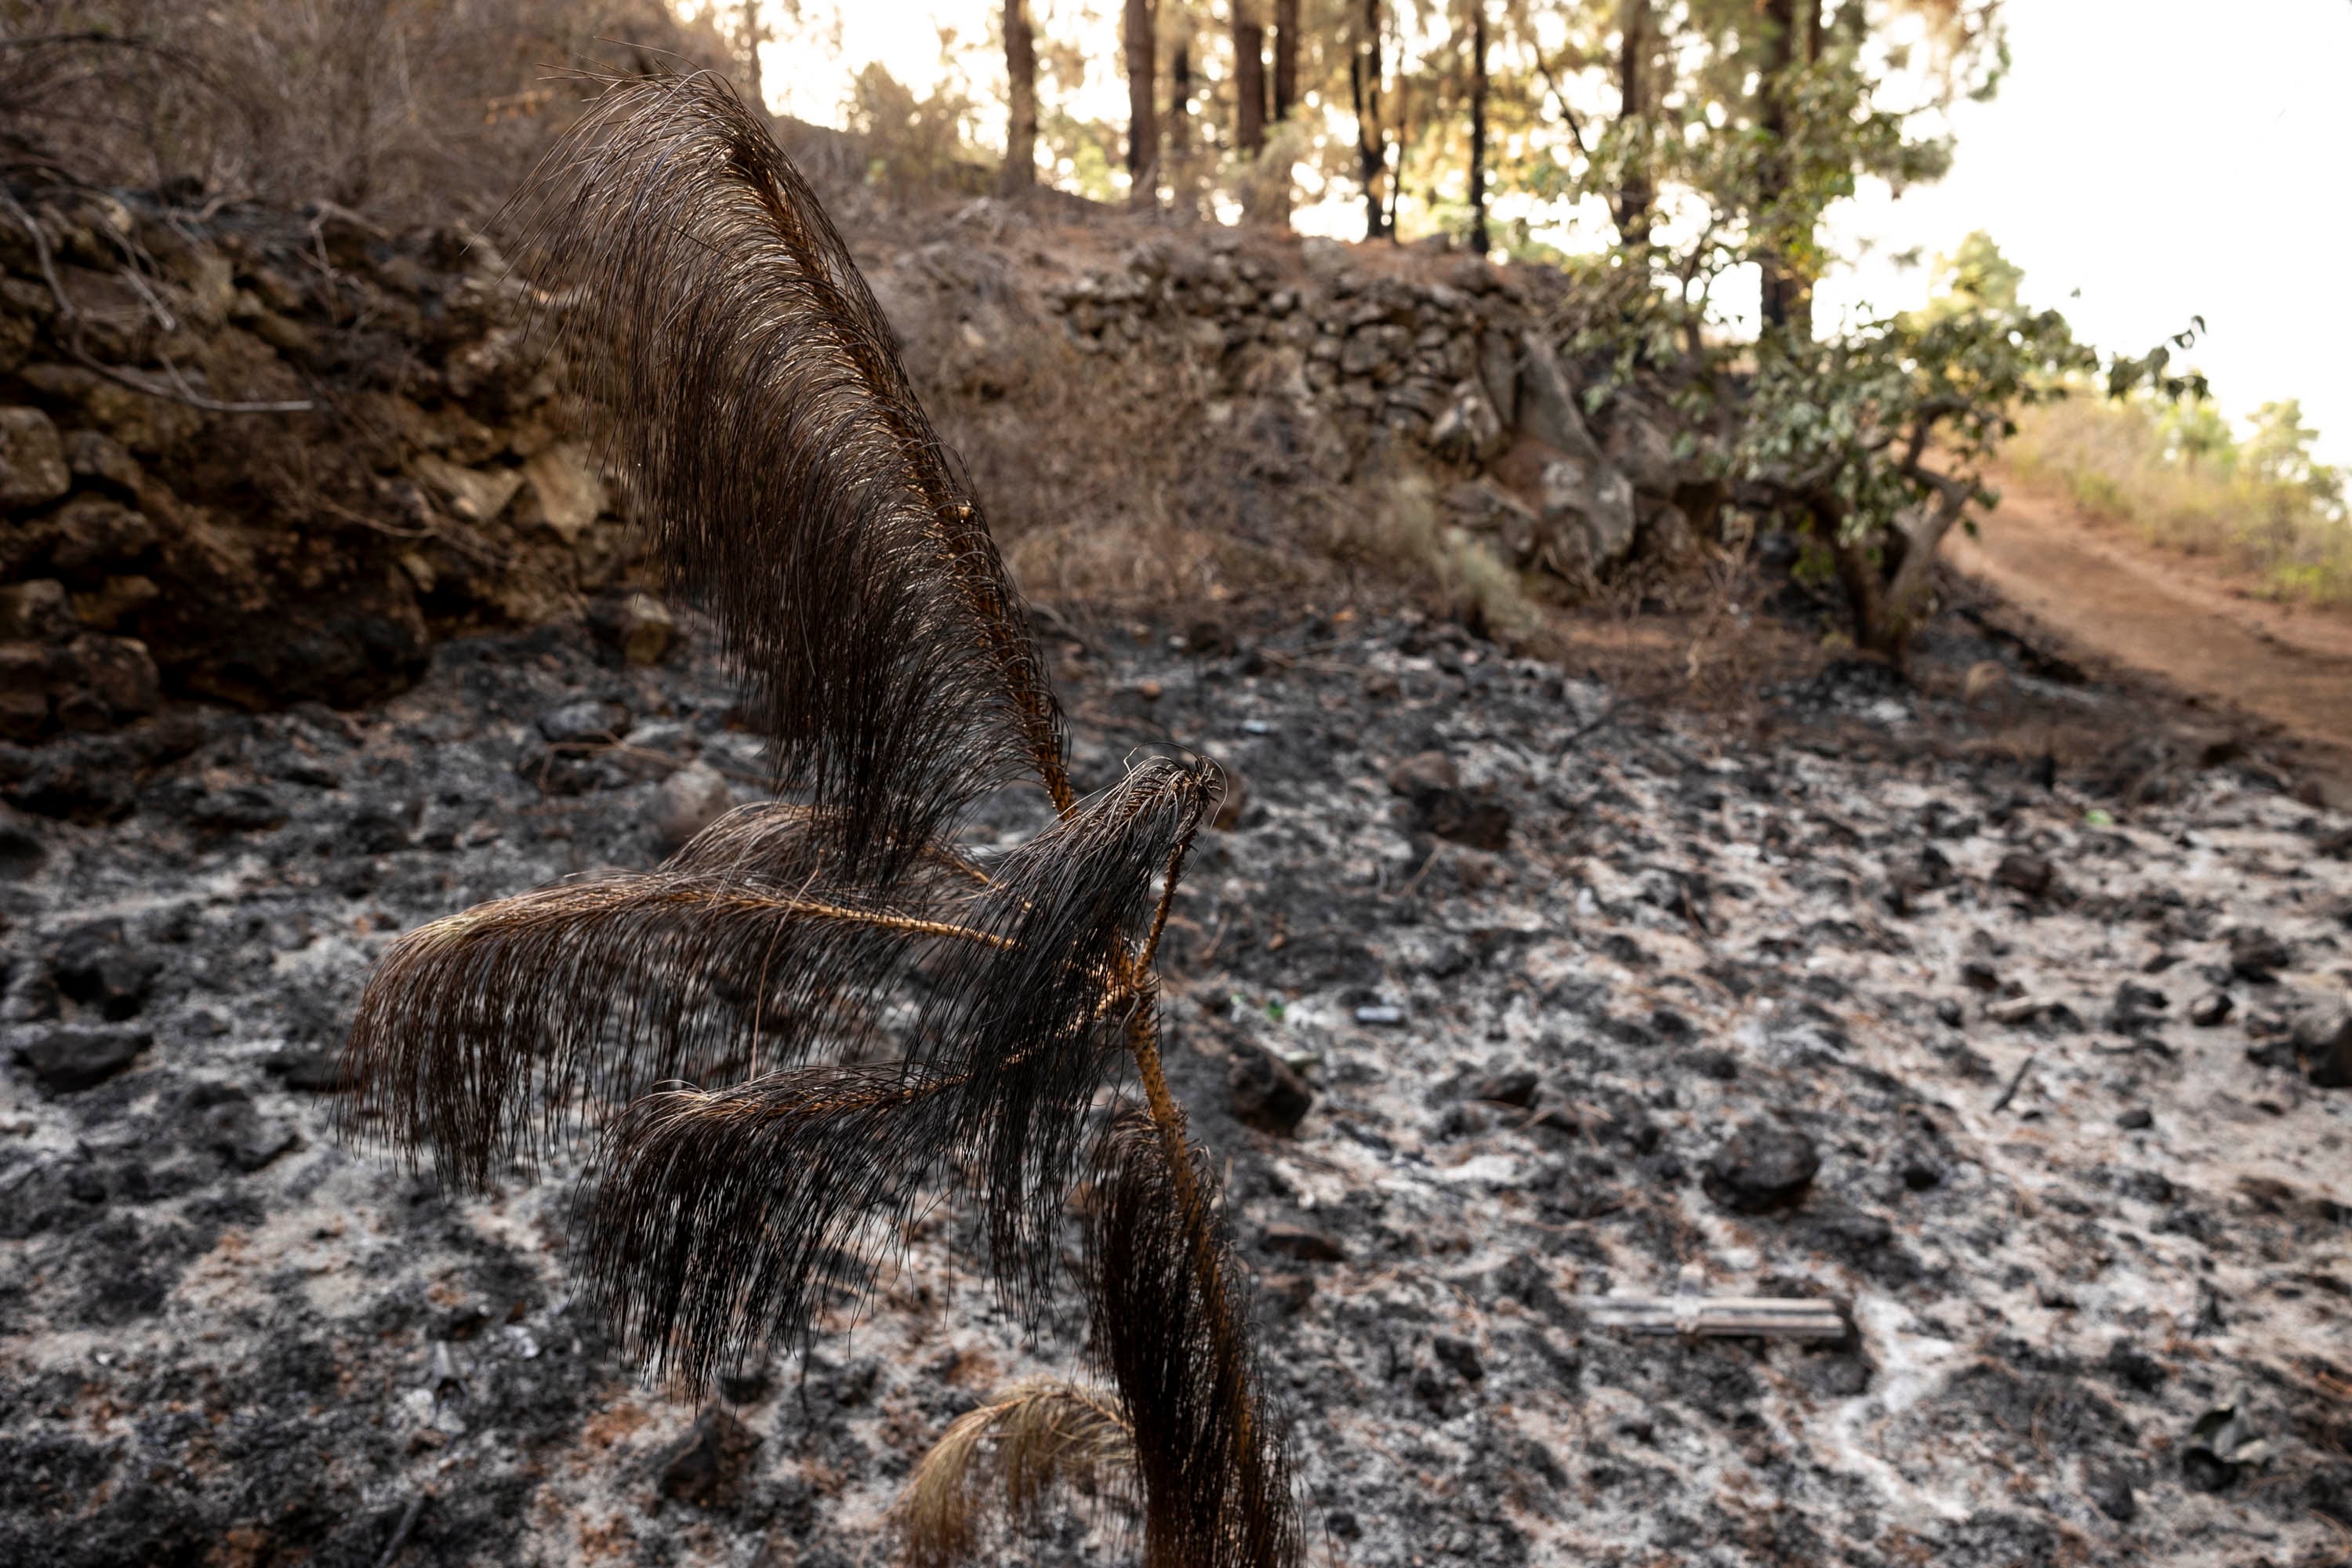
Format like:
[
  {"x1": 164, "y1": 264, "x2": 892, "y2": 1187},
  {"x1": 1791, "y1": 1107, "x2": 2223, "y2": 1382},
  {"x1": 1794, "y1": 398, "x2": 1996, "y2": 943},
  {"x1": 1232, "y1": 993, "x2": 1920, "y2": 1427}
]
[
  {"x1": 2005, "y1": 396, "x2": 2352, "y2": 605},
  {"x1": 0, "y1": 0, "x2": 732, "y2": 218}
]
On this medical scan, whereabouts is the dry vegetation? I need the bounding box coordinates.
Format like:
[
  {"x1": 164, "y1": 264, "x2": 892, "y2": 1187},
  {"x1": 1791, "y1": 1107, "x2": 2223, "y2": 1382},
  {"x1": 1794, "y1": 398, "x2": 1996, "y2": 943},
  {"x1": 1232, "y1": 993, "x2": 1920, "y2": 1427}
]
[
  {"x1": 0, "y1": 0, "x2": 731, "y2": 216},
  {"x1": 2005, "y1": 394, "x2": 2352, "y2": 605}
]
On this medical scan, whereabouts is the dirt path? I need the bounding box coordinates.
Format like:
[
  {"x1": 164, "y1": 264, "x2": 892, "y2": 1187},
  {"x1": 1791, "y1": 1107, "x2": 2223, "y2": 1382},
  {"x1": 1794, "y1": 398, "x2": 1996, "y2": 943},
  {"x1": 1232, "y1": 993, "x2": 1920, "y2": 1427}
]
[{"x1": 1947, "y1": 474, "x2": 2352, "y2": 770}]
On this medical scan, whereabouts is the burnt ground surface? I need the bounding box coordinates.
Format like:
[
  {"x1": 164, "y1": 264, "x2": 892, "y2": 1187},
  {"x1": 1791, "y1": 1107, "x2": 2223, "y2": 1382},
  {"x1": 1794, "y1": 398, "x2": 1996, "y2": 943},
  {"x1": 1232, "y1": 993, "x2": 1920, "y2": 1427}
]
[{"x1": 4, "y1": 600, "x2": 2352, "y2": 1568}]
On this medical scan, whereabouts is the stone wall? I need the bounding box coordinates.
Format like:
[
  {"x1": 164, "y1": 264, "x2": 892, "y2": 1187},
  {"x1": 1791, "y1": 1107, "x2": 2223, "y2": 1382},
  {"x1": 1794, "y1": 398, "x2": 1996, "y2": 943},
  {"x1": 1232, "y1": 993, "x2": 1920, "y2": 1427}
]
[
  {"x1": 0, "y1": 183, "x2": 1717, "y2": 819},
  {"x1": 1033, "y1": 228, "x2": 1722, "y2": 583},
  {"x1": 0, "y1": 187, "x2": 650, "y2": 770}
]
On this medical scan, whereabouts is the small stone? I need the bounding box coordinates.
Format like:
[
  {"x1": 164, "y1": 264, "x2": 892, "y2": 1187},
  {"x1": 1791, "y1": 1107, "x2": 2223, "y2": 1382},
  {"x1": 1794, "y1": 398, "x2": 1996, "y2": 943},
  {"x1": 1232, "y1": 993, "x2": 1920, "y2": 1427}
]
[
  {"x1": 266, "y1": 1051, "x2": 354, "y2": 1092},
  {"x1": 1702, "y1": 1123, "x2": 1820, "y2": 1214},
  {"x1": 13, "y1": 1025, "x2": 149, "y2": 1092},
  {"x1": 588, "y1": 592, "x2": 676, "y2": 666},
  {"x1": 0, "y1": 405, "x2": 70, "y2": 510},
  {"x1": 0, "y1": 578, "x2": 71, "y2": 641},
  {"x1": 536, "y1": 699, "x2": 627, "y2": 745},
  {"x1": 1260, "y1": 1272, "x2": 1316, "y2": 1314},
  {"x1": 1958, "y1": 960, "x2": 2001, "y2": 992},
  {"x1": 1993, "y1": 851, "x2": 2054, "y2": 899},
  {"x1": 1229, "y1": 1044, "x2": 1314, "y2": 1134},
  {"x1": 0, "y1": 810, "x2": 45, "y2": 878},
  {"x1": 652, "y1": 764, "x2": 735, "y2": 855},
  {"x1": 52, "y1": 918, "x2": 161, "y2": 1020},
  {"x1": 2227, "y1": 926, "x2": 2292, "y2": 981},
  {"x1": 2083, "y1": 1460, "x2": 2137, "y2": 1523},
  {"x1": 1386, "y1": 750, "x2": 1460, "y2": 797},
  {"x1": 1685, "y1": 1048, "x2": 1739, "y2": 1081},
  {"x1": 1431, "y1": 1335, "x2": 1484, "y2": 1382},
  {"x1": 2305, "y1": 1013, "x2": 2352, "y2": 1090},
  {"x1": 2116, "y1": 1107, "x2": 2153, "y2": 1131},
  {"x1": 1468, "y1": 1069, "x2": 1539, "y2": 1107},
  {"x1": 1261, "y1": 1224, "x2": 1347, "y2": 1262},
  {"x1": 2188, "y1": 991, "x2": 2233, "y2": 1027},
  {"x1": 1933, "y1": 998, "x2": 1965, "y2": 1027},
  {"x1": 655, "y1": 1409, "x2": 762, "y2": 1509}
]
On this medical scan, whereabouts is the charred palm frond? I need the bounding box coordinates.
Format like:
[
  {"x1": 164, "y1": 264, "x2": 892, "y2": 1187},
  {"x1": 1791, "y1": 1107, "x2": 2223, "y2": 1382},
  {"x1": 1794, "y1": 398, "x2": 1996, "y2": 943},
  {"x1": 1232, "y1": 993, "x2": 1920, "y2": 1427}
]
[
  {"x1": 342, "y1": 69, "x2": 1299, "y2": 1568},
  {"x1": 1088, "y1": 1112, "x2": 1300, "y2": 1568},
  {"x1": 572, "y1": 761, "x2": 1212, "y2": 1388},
  {"x1": 508, "y1": 72, "x2": 1068, "y2": 877},
  {"x1": 896, "y1": 1378, "x2": 1139, "y2": 1568}
]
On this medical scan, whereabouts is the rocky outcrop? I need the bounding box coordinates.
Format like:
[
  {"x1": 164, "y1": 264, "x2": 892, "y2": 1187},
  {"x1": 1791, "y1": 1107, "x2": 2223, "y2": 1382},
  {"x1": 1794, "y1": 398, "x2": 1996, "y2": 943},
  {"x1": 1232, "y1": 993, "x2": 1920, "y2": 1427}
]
[
  {"x1": 0, "y1": 185, "x2": 647, "y2": 766},
  {"x1": 1036, "y1": 229, "x2": 1717, "y2": 585}
]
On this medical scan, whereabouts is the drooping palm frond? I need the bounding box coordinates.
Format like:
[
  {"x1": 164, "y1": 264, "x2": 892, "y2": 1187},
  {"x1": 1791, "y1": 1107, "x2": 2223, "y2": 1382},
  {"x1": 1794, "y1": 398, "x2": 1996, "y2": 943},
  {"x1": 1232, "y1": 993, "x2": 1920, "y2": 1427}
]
[
  {"x1": 1089, "y1": 1112, "x2": 1301, "y2": 1568},
  {"x1": 896, "y1": 1378, "x2": 1139, "y2": 1568},
  {"x1": 343, "y1": 71, "x2": 1301, "y2": 1566},
  {"x1": 566, "y1": 760, "x2": 1214, "y2": 1390},
  {"x1": 339, "y1": 802, "x2": 1002, "y2": 1189},
  {"x1": 508, "y1": 71, "x2": 1069, "y2": 876}
]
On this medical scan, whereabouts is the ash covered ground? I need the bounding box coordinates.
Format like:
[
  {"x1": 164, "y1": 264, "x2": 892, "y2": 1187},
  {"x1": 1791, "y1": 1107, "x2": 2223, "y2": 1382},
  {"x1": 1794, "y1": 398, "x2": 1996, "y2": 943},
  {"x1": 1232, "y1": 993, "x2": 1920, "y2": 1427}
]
[{"x1": 5, "y1": 606, "x2": 2351, "y2": 1568}]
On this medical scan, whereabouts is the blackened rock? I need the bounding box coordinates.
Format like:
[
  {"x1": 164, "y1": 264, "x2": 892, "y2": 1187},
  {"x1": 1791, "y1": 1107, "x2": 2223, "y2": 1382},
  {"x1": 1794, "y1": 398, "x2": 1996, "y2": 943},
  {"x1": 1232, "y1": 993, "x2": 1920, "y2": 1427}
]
[
  {"x1": 2188, "y1": 991, "x2": 2233, "y2": 1027},
  {"x1": 1685, "y1": 1048, "x2": 1738, "y2": 1082},
  {"x1": 656, "y1": 1409, "x2": 762, "y2": 1509},
  {"x1": 198, "y1": 1098, "x2": 299, "y2": 1171},
  {"x1": 2100, "y1": 1340, "x2": 2170, "y2": 1393},
  {"x1": 51, "y1": 919, "x2": 160, "y2": 1019},
  {"x1": 1934, "y1": 997, "x2": 1965, "y2": 1027},
  {"x1": 1261, "y1": 1224, "x2": 1347, "y2": 1262},
  {"x1": 2303, "y1": 1013, "x2": 2352, "y2": 1090},
  {"x1": 1993, "y1": 851, "x2": 2054, "y2": 899},
  {"x1": 2083, "y1": 1461, "x2": 2138, "y2": 1522},
  {"x1": 0, "y1": 809, "x2": 42, "y2": 877},
  {"x1": 340, "y1": 800, "x2": 419, "y2": 855},
  {"x1": 1229, "y1": 1043, "x2": 1315, "y2": 1134},
  {"x1": 1261, "y1": 1272, "x2": 1316, "y2": 1314},
  {"x1": 14, "y1": 1025, "x2": 148, "y2": 1091},
  {"x1": 1387, "y1": 749, "x2": 1511, "y2": 851},
  {"x1": 266, "y1": 1051, "x2": 354, "y2": 1092},
  {"x1": 2116, "y1": 1107, "x2": 2154, "y2": 1131},
  {"x1": 1469, "y1": 1069, "x2": 1540, "y2": 1107},
  {"x1": 1959, "y1": 960, "x2": 2000, "y2": 993},
  {"x1": 186, "y1": 782, "x2": 288, "y2": 833},
  {"x1": 2227, "y1": 926, "x2": 2292, "y2": 980},
  {"x1": 1703, "y1": 1123, "x2": 1819, "y2": 1214},
  {"x1": 1432, "y1": 1335, "x2": 1485, "y2": 1382}
]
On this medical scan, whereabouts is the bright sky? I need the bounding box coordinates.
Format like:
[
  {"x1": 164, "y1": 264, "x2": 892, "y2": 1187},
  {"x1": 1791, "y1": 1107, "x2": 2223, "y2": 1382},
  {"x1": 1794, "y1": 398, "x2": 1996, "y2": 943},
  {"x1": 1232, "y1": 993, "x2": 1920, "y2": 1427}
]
[{"x1": 702, "y1": 0, "x2": 2352, "y2": 461}]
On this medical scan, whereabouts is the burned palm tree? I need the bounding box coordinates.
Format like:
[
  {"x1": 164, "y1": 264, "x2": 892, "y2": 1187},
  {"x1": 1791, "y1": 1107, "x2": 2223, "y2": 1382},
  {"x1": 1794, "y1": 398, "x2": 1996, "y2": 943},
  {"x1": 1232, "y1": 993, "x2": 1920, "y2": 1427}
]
[{"x1": 339, "y1": 73, "x2": 1298, "y2": 1568}]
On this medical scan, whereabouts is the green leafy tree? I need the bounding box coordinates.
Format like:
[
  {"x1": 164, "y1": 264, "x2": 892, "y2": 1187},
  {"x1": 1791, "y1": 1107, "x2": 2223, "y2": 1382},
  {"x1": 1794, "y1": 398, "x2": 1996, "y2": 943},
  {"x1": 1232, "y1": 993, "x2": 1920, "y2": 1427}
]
[{"x1": 1737, "y1": 238, "x2": 2207, "y2": 659}]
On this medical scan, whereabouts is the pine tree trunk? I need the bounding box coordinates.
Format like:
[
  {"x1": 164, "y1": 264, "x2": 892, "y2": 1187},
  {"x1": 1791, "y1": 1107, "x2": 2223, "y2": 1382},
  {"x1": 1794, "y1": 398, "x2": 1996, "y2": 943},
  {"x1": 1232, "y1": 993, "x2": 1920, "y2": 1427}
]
[
  {"x1": 1125, "y1": 0, "x2": 1159, "y2": 207},
  {"x1": 1000, "y1": 0, "x2": 1038, "y2": 193},
  {"x1": 1757, "y1": 0, "x2": 1815, "y2": 338},
  {"x1": 1168, "y1": 34, "x2": 1195, "y2": 217},
  {"x1": 740, "y1": 2, "x2": 767, "y2": 118},
  {"x1": 1273, "y1": 0, "x2": 1299, "y2": 121},
  {"x1": 1468, "y1": 1, "x2": 1488, "y2": 255},
  {"x1": 1613, "y1": 0, "x2": 1652, "y2": 246},
  {"x1": 1234, "y1": 1, "x2": 1268, "y2": 155},
  {"x1": 1351, "y1": 0, "x2": 1388, "y2": 239}
]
